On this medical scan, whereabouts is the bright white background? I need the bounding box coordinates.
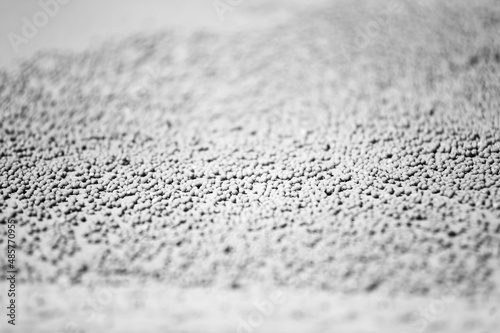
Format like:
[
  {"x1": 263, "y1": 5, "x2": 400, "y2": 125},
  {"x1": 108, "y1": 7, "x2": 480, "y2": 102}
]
[{"x1": 0, "y1": 0, "x2": 296, "y2": 69}]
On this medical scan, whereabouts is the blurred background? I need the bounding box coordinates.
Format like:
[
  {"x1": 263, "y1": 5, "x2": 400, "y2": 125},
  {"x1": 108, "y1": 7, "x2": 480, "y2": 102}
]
[{"x1": 0, "y1": 0, "x2": 314, "y2": 69}]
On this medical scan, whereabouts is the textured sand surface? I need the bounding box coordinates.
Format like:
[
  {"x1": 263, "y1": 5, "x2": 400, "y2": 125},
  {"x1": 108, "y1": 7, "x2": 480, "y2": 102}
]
[{"x1": 1, "y1": 0, "x2": 500, "y2": 332}]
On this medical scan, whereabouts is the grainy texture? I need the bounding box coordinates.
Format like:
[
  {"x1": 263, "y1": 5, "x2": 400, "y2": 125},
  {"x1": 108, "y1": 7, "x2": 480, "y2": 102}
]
[{"x1": 1, "y1": 0, "x2": 500, "y2": 332}]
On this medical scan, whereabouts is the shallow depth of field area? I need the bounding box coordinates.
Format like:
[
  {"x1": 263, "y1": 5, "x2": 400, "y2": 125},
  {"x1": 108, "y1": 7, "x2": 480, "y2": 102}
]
[{"x1": 1, "y1": 0, "x2": 500, "y2": 332}]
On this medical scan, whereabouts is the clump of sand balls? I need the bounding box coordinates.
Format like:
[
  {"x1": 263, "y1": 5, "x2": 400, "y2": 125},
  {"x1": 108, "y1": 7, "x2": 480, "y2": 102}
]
[{"x1": 1, "y1": 0, "x2": 500, "y2": 300}]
